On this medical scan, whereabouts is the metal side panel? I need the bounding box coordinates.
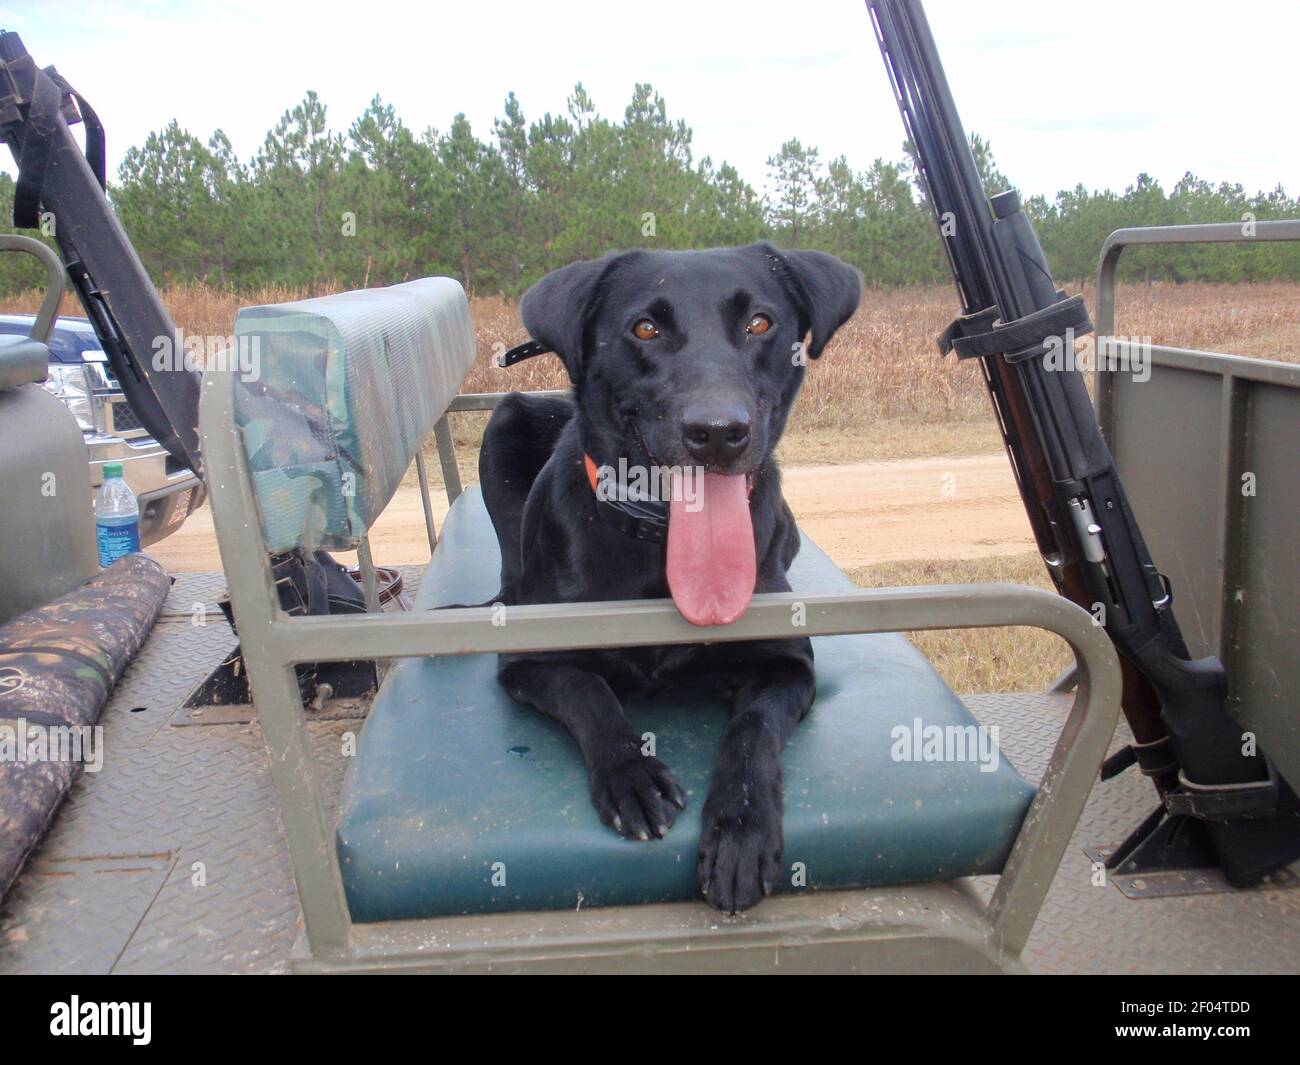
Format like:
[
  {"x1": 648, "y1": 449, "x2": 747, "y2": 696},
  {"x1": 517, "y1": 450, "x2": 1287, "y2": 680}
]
[
  {"x1": 0, "y1": 384, "x2": 98, "y2": 624},
  {"x1": 1096, "y1": 223, "x2": 1300, "y2": 790},
  {"x1": 1106, "y1": 355, "x2": 1223, "y2": 660},
  {"x1": 1103, "y1": 343, "x2": 1300, "y2": 788},
  {"x1": 1231, "y1": 381, "x2": 1300, "y2": 776}
]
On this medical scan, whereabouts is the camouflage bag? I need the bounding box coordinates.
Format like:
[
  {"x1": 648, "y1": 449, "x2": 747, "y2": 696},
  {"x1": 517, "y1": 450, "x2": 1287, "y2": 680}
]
[{"x1": 0, "y1": 553, "x2": 170, "y2": 898}]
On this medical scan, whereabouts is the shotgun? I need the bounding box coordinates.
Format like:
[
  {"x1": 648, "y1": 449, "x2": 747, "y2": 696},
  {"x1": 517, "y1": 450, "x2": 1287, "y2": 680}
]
[{"x1": 865, "y1": 0, "x2": 1300, "y2": 884}]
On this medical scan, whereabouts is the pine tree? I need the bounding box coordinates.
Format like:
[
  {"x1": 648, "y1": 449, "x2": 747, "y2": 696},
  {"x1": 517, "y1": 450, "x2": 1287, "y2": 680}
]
[
  {"x1": 765, "y1": 138, "x2": 821, "y2": 247},
  {"x1": 4, "y1": 83, "x2": 1294, "y2": 299}
]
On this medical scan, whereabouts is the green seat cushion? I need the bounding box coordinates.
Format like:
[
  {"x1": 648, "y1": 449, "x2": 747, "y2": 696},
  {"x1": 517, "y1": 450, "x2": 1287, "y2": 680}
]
[
  {"x1": 233, "y1": 277, "x2": 474, "y2": 553},
  {"x1": 337, "y1": 488, "x2": 1035, "y2": 922}
]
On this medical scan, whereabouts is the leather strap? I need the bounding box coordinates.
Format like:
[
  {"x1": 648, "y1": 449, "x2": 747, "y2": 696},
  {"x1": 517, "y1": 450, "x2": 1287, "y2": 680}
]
[
  {"x1": 939, "y1": 293, "x2": 1093, "y2": 363},
  {"x1": 497, "y1": 339, "x2": 552, "y2": 367}
]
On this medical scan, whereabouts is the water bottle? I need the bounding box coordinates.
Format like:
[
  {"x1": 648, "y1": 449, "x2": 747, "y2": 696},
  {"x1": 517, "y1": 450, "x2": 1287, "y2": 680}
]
[{"x1": 95, "y1": 462, "x2": 141, "y2": 567}]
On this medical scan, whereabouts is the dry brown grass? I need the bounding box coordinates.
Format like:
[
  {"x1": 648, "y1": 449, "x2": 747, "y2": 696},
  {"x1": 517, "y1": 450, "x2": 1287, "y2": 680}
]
[
  {"x1": 3, "y1": 278, "x2": 1295, "y2": 466},
  {"x1": 1076, "y1": 278, "x2": 1300, "y2": 361},
  {"x1": 10, "y1": 279, "x2": 1286, "y2": 692},
  {"x1": 447, "y1": 287, "x2": 990, "y2": 425},
  {"x1": 844, "y1": 552, "x2": 1072, "y2": 694}
]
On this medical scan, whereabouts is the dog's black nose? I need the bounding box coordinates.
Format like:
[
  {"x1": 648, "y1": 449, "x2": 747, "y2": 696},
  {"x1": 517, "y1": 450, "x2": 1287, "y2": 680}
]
[{"x1": 681, "y1": 403, "x2": 752, "y2": 466}]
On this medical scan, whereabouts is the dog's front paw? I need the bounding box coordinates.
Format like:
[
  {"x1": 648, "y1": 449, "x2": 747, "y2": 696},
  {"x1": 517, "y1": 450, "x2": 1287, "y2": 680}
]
[
  {"x1": 589, "y1": 750, "x2": 687, "y2": 841},
  {"x1": 697, "y1": 771, "x2": 783, "y2": 914}
]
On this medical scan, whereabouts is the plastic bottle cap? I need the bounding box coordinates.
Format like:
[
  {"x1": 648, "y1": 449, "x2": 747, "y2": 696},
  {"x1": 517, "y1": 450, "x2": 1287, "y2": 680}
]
[{"x1": 104, "y1": 462, "x2": 124, "y2": 478}]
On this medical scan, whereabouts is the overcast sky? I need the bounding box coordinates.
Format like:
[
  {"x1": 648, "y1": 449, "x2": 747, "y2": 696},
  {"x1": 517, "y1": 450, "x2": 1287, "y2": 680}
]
[{"x1": 3, "y1": 0, "x2": 1295, "y2": 201}]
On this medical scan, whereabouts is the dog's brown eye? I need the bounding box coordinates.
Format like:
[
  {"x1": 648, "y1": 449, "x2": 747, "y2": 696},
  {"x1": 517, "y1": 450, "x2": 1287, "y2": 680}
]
[
  {"x1": 747, "y1": 313, "x2": 772, "y2": 336},
  {"x1": 632, "y1": 319, "x2": 659, "y2": 341}
]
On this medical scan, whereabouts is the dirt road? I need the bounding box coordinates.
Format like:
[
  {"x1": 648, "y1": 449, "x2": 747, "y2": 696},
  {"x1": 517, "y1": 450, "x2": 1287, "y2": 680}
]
[{"x1": 148, "y1": 452, "x2": 1032, "y2": 574}]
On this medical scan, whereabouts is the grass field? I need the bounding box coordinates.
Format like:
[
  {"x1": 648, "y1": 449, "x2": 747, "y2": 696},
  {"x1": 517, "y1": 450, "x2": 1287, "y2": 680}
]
[
  {"x1": 3, "y1": 278, "x2": 1295, "y2": 459},
  {"x1": 846, "y1": 552, "x2": 1070, "y2": 693},
  {"x1": 4, "y1": 279, "x2": 1294, "y2": 691}
]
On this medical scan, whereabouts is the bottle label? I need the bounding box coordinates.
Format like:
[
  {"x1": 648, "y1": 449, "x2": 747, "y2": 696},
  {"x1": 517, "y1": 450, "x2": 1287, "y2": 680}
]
[{"x1": 97, "y1": 521, "x2": 141, "y2": 567}]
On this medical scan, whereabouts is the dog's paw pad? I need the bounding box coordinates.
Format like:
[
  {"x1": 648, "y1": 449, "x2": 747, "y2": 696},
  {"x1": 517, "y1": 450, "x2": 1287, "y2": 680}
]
[
  {"x1": 590, "y1": 755, "x2": 684, "y2": 841},
  {"x1": 697, "y1": 776, "x2": 783, "y2": 914}
]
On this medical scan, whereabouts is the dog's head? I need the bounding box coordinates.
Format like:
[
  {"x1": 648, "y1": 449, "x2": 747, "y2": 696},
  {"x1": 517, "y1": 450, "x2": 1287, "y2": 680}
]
[
  {"x1": 518, "y1": 243, "x2": 860, "y2": 626},
  {"x1": 518, "y1": 243, "x2": 861, "y2": 475}
]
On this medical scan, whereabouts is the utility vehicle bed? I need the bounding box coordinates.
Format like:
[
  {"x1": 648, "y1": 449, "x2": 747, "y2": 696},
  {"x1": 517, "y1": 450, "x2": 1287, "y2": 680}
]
[
  {"x1": 4, "y1": 224, "x2": 1298, "y2": 974},
  {"x1": 1, "y1": 563, "x2": 1296, "y2": 974}
]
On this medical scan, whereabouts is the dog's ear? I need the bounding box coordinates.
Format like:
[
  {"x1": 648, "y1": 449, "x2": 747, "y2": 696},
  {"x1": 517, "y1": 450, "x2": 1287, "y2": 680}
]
[
  {"x1": 754, "y1": 244, "x2": 862, "y2": 360},
  {"x1": 519, "y1": 252, "x2": 630, "y2": 382}
]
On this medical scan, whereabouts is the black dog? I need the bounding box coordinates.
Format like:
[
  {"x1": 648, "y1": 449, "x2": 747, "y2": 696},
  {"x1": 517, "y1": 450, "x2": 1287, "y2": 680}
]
[{"x1": 479, "y1": 243, "x2": 861, "y2": 913}]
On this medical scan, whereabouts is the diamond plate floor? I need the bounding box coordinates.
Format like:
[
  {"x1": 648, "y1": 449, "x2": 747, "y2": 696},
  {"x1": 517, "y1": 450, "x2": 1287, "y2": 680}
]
[
  {"x1": 965, "y1": 693, "x2": 1300, "y2": 974},
  {"x1": 1, "y1": 569, "x2": 1297, "y2": 973}
]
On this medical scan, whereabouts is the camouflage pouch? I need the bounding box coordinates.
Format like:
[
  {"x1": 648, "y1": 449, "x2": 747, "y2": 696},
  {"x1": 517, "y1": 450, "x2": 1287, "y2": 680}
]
[{"x1": 0, "y1": 553, "x2": 170, "y2": 898}]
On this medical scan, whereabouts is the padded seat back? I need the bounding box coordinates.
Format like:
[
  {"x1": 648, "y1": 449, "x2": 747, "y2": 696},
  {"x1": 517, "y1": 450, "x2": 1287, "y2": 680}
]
[{"x1": 232, "y1": 277, "x2": 474, "y2": 553}]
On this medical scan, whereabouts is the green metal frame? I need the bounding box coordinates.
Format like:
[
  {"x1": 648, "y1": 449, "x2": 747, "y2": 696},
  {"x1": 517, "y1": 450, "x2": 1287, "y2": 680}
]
[
  {"x1": 0, "y1": 234, "x2": 65, "y2": 343},
  {"x1": 1095, "y1": 220, "x2": 1300, "y2": 786},
  {"x1": 200, "y1": 362, "x2": 1120, "y2": 973}
]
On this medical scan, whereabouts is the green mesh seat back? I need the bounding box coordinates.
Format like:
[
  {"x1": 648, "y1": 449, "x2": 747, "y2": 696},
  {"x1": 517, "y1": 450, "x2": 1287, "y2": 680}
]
[{"x1": 232, "y1": 277, "x2": 474, "y2": 553}]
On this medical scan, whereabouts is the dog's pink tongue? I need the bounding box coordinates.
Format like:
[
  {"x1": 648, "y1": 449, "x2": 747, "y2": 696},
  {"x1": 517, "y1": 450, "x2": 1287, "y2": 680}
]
[{"x1": 667, "y1": 471, "x2": 756, "y2": 626}]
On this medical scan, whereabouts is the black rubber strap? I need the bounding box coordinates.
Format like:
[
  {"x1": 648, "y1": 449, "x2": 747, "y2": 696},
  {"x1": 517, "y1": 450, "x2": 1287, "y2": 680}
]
[
  {"x1": 937, "y1": 305, "x2": 998, "y2": 356},
  {"x1": 1101, "y1": 734, "x2": 1179, "y2": 782},
  {"x1": 1165, "y1": 762, "x2": 1281, "y2": 822},
  {"x1": 1100, "y1": 745, "x2": 1137, "y2": 781},
  {"x1": 940, "y1": 294, "x2": 1093, "y2": 362},
  {"x1": 12, "y1": 69, "x2": 106, "y2": 228},
  {"x1": 12, "y1": 69, "x2": 61, "y2": 228},
  {"x1": 49, "y1": 71, "x2": 106, "y2": 191},
  {"x1": 498, "y1": 339, "x2": 552, "y2": 367}
]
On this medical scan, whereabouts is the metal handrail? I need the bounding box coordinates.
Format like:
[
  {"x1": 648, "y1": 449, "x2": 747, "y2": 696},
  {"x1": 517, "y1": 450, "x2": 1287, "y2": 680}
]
[
  {"x1": 1096, "y1": 220, "x2": 1300, "y2": 337},
  {"x1": 1093, "y1": 220, "x2": 1300, "y2": 441},
  {"x1": 0, "y1": 233, "x2": 65, "y2": 341},
  {"x1": 1092, "y1": 224, "x2": 1300, "y2": 755}
]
